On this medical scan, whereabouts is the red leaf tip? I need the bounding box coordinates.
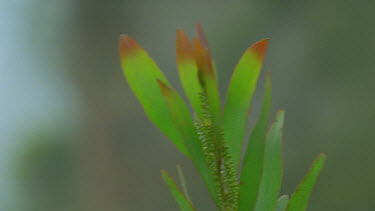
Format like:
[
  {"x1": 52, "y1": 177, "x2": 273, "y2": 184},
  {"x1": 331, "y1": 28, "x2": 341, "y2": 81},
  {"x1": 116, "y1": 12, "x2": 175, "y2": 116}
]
[
  {"x1": 195, "y1": 22, "x2": 209, "y2": 50},
  {"x1": 176, "y1": 29, "x2": 194, "y2": 62},
  {"x1": 119, "y1": 34, "x2": 142, "y2": 58},
  {"x1": 193, "y1": 37, "x2": 214, "y2": 76},
  {"x1": 250, "y1": 38, "x2": 269, "y2": 61}
]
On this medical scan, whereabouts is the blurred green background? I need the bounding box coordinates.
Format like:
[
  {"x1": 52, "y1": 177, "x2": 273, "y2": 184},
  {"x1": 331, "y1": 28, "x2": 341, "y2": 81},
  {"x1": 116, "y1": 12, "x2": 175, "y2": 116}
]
[{"x1": 1, "y1": 1, "x2": 374, "y2": 210}]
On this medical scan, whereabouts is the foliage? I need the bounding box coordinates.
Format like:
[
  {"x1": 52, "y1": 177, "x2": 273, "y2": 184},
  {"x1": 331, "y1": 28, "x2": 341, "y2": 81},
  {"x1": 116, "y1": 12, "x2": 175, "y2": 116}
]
[{"x1": 119, "y1": 23, "x2": 326, "y2": 211}]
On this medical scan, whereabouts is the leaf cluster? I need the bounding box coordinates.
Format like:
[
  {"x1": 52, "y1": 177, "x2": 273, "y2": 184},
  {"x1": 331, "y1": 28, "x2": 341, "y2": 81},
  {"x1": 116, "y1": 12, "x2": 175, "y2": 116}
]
[{"x1": 119, "y1": 23, "x2": 326, "y2": 211}]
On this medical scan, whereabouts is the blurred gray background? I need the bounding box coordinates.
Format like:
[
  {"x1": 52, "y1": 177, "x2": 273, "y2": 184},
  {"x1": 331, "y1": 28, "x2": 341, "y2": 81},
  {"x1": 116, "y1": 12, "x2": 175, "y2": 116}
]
[{"x1": 1, "y1": 1, "x2": 374, "y2": 210}]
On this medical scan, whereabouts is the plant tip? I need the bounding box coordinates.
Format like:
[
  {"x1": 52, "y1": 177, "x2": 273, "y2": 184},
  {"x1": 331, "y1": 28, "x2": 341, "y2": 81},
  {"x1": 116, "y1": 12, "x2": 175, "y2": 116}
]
[
  {"x1": 250, "y1": 39, "x2": 269, "y2": 61},
  {"x1": 119, "y1": 34, "x2": 142, "y2": 57}
]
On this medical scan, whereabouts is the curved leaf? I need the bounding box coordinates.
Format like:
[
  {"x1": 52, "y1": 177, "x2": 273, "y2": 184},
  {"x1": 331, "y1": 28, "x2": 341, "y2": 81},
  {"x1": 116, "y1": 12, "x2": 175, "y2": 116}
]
[
  {"x1": 223, "y1": 39, "x2": 269, "y2": 169},
  {"x1": 119, "y1": 35, "x2": 189, "y2": 157},
  {"x1": 286, "y1": 154, "x2": 326, "y2": 211},
  {"x1": 157, "y1": 80, "x2": 219, "y2": 207}
]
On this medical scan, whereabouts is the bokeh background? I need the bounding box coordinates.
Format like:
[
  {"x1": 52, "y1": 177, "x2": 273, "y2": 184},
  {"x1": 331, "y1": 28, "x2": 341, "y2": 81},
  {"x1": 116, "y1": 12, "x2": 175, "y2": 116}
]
[{"x1": 1, "y1": 1, "x2": 374, "y2": 210}]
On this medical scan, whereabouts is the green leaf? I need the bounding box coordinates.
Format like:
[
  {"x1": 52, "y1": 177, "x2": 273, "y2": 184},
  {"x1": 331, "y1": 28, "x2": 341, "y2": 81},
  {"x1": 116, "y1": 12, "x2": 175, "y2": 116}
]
[
  {"x1": 157, "y1": 80, "x2": 219, "y2": 207},
  {"x1": 195, "y1": 22, "x2": 218, "y2": 81},
  {"x1": 193, "y1": 36, "x2": 223, "y2": 177},
  {"x1": 223, "y1": 39, "x2": 269, "y2": 169},
  {"x1": 176, "y1": 165, "x2": 192, "y2": 204},
  {"x1": 275, "y1": 195, "x2": 289, "y2": 211},
  {"x1": 254, "y1": 110, "x2": 284, "y2": 211},
  {"x1": 193, "y1": 37, "x2": 221, "y2": 136},
  {"x1": 286, "y1": 154, "x2": 326, "y2": 211},
  {"x1": 176, "y1": 29, "x2": 204, "y2": 117},
  {"x1": 238, "y1": 73, "x2": 272, "y2": 211},
  {"x1": 161, "y1": 170, "x2": 195, "y2": 211},
  {"x1": 119, "y1": 35, "x2": 189, "y2": 158},
  {"x1": 193, "y1": 22, "x2": 221, "y2": 136}
]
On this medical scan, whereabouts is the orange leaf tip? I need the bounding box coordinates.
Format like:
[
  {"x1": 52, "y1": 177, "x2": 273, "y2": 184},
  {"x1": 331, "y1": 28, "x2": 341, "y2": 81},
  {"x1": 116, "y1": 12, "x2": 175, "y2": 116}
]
[
  {"x1": 193, "y1": 37, "x2": 206, "y2": 67},
  {"x1": 249, "y1": 38, "x2": 269, "y2": 61},
  {"x1": 193, "y1": 37, "x2": 214, "y2": 78},
  {"x1": 119, "y1": 34, "x2": 143, "y2": 58},
  {"x1": 176, "y1": 29, "x2": 194, "y2": 62},
  {"x1": 195, "y1": 22, "x2": 209, "y2": 51}
]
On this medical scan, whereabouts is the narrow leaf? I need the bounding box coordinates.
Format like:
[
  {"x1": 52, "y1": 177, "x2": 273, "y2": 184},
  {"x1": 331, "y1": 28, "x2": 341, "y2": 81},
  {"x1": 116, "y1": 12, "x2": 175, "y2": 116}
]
[
  {"x1": 193, "y1": 37, "x2": 223, "y2": 181},
  {"x1": 176, "y1": 165, "x2": 192, "y2": 204},
  {"x1": 119, "y1": 35, "x2": 189, "y2": 157},
  {"x1": 238, "y1": 73, "x2": 272, "y2": 211},
  {"x1": 157, "y1": 80, "x2": 219, "y2": 206},
  {"x1": 193, "y1": 25, "x2": 221, "y2": 128},
  {"x1": 254, "y1": 110, "x2": 284, "y2": 211},
  {"x1": 193, "y1": 37, "x2": 222, "y2": 154},
  {"x1": 161, "y1": 170, "x2": 195, "y2": 211},
  {"x1": 176, "y1": 29, "x2": 204, "y2": 117},
  {"x1": 223, "y1": 39, "x2": 269, "y2": 169},
  {"x1": 196, "y1": 22, "x2": 210, "y2": 51},
  {"x1": 196, "y1": 22, "x2": 219, "y2": 80},
  {"x1": 286, "y1": 154, "x2": 326, "y2": 211},
  {"x1": 275, "y1": 195, "x2": 289, "y2": 211}
]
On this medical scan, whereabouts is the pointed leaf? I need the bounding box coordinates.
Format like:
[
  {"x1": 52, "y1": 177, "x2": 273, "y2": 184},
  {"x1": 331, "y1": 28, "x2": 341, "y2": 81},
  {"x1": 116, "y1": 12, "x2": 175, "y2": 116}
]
[
  {"x1": 286, "y1": 154, "x2": 326, "y2": 211},
  {"x1": 223, "y1": 39, "x2": 269, "y2": 169},
  {"x1": 193, "y1": 37, "x2": 222, "y2": 163},
  {"x1": 176, "y1": 29, "x2": 204, "y2": 117},
  {"x1": 195, "y1": 22, "x2": 210, "y2": 52},
  {"x1": 119, "y1": 35, "x2": 189, "y2": 157},
  {"x1": 193, "y1": 24, "x2": 221, "y2": 127},
  {"x1": 238, "y1": 73, "x2": 272, "y2": 211},
  {"x1": 157, "y1": 80, "x2": 219, "y2": 206},
  {"x1": 196, "y1": 22, "x2": 219, "y2": 80},
  {"x1": 161, "y1": 170, "x2": 195, "y2": 211},
  {"x1": 254, "y1": 110, "x2": 284, "y2": 211},
  {"x1": 176, "y1": 165, "x2": 192, "y2": 204},
  {"x1": 275, "y1": 195, "x2": 289, "y2": 211}
]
